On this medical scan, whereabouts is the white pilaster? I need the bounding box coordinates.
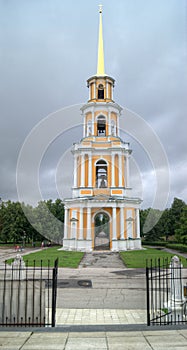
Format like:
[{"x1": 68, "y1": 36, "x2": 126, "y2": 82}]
[
  {"x1": 106, "y1": 81, "x2": 108, "y2": 99},
  {"x1": 92, "y1": 110, "x2": 94, "y2": 135},
  {"x1": 118, "y1": 153, "x2": 123, "y2": 187},
  {"x1": 117, "y1": 112, "x2": 120, "y2": 137},
  {"x1": 88, "y1": 153, "x2": 92, "y2": 187},
  {"x1": 73, "y1": 153, "x2": 78, "y2": 188},
  {"x1": 136, "y1": 208, "x2": 140, "y2": 238},
  {"x1": 79, "y1": 207, "x2": 83, "y2": 239},
  {"x1": 112, "y1": 153, "x2": 115, "y2": 187},
  {"x1": 125, "y1": 154, "x2": 130, "y2": 188},
  {"x1": 108, "y1": 110, "x2": 111, "y2": 135},
  {"x1": 120, "y1": 207, "x2": 124, "y2": 239},
  {"x1": 112, "y1": 207, "x2": 117, "y2": 239},
  {"x1": 94, "y1": 82, "x2": 96, "y2": 99},
  {"x1": 64, "y1": 207, "x2": 68, "y2": 239},
  {"x1": 87, "y1": 207, "x2": 92, "y2": 239},
  {"x1": 83, "y1": 113, "x2": 86, "y2": 138},
  {"x1": 80, "y1": 154, "x2": 85, "y2": 187}
]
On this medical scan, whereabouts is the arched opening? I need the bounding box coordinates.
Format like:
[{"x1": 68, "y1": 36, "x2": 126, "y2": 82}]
[
  {"x1": 97, "y1": 116, "x2": 106, "y2": 136},
  {"x1": 96, "y1": 159, "x2": 107, "y2": 188},
  {"x1": 98, "y1": 84, "x2": 104, "y2": 99},
  {"x1": 94, "y1": 212, "x2": 110, "y2": 250}
]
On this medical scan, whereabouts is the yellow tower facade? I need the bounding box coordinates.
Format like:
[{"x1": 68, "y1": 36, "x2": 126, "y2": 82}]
[{"x1": 63, "y1": 7, "x2": 142, "y2": 251}]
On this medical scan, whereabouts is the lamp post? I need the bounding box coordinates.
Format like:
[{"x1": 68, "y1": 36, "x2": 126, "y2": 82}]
[{"x1": 22, "y1": 230, "x2": 26, "y2": 248}]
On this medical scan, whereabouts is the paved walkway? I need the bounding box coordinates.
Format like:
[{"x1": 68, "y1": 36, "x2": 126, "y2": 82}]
[
  {"x1": 0, "y1": 329, "x2": 187, "y2": 349},
  {"x1": 55, "y1": 308, "x2": 146, "y2": 325},
  {"x1": 79, "y1": 251, "x2": 125, "y2": 268}
]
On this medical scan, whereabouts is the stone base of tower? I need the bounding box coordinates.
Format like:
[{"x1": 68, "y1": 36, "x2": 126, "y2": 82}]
[
  {"x1": 111, "y1": 238, "x2": 142, "y2": 251},
  {"x1": 61, "y1": 238, "x2": 142, "y2": 252},
  {"x1": 62, "y1": 239, "x2": 93, "y2": 252}
]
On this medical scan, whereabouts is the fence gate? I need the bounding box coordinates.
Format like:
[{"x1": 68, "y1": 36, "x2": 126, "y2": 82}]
[
  {"x1": 0, "y1": 256, "x2": 58, "y2": 327},
  {"x1": 146, "y1": 256, "x2": 187, "y2": 326}
]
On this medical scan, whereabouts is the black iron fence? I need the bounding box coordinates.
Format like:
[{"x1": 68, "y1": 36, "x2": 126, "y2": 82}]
[
  {"x1": 146, "y1": 256, "x2": 187, "y2": 326},
  {"x1": 0, "y1": 256, "x2": 58, "y2": 327}
]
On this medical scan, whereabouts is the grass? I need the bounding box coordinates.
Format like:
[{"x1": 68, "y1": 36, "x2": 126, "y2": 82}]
[
  {"x1": 120, "y1": 247, "x2": 187, "y2": 268},
  {"x1": 7, "y1": 246, "x2": 84, "y2": 268}
]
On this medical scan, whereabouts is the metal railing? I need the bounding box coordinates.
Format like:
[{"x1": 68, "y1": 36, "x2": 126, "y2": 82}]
[
  {"x1": 0, "y1": 257, "x2": 58, "y2": 327},
  {"x1": 146, "y1": 256, "x2": 187, "y2": 326}
]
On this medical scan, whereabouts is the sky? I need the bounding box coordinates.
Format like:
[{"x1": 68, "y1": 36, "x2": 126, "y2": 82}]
[{"x1": 0, "y1": 0, "x2": 187, "y2": 210}]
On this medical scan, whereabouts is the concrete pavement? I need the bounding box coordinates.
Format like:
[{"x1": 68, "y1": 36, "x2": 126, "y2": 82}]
[
  {"x1": 1, "y1": 248, "x2": 187, "y2": 349},
  {"x1": 0, "y1": 328, "x2": 187, "y2": 349}
]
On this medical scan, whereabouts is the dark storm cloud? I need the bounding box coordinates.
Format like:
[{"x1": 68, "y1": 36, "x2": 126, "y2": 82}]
[{"x1": 0, "y1": 0, "x2": 186, "y2": 208}]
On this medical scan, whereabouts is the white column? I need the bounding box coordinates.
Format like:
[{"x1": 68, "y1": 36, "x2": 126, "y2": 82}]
[
  {"x1": 73, "y1": 154, "x2": 78, "y2": 188},
  {"x1": 118, "y1": 154, "x2": 123, "y2": 187},
  {"x1": 64, "y1": 207, "x2": 68, "y2": 239},
  {"x1": 136, "y1": 209, "x2": 140, "y2": 238},
  {"x1": 112, "y1": 153, "x2": 115, "y2": 187},
  {"x1": 120, "y1": 207, "x2": 124, "y2": 239},
  {"x1": 112, "y1": 207, "x2": 117, "y2": 239},
  {"x1": 94, "y1": 82, "x2": 96, "y2": 99},
  {"x1": 88, "y1": 154, "x2": 92, "y2": 187},
  {"x1": 108, "y1": 110, "x2": 111, "y2": 135},
  {"x1": 87, "y1": 207, "x2": 92, "y2": 240},
  {"x1": 79, "y1": 208, "x2": 83, "y2": 240},
  {"x1": 92, "y1": 110, "x2": 94, "y2": 135},
  {"x1": 117, "y1": 113, "x2": 120, "y2": 137},
  {"x1": 83, "y1": 113, "x2": 86, "y2": 138},
  {"x1": 80, "y1": 154, "x2": 85, "y2": 187},
  {"x1": 125, "y1": 154, "x2": 130, "y2": 188}
]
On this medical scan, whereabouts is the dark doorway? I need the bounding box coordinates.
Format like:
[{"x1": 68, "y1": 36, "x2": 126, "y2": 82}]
[{"x1": 94, "y1": 213, "x2": 110, "y2": 250}]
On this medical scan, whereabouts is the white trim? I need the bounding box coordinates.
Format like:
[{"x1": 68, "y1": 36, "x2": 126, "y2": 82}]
[
  {"x1": 120, "y1": 207, "x2": 124, "y2": 239},
  {"x1": 92, "y1": 209, "x2": 112, "y2": 222},
  {"x1": 118, "y1": 154, "x2": 123, "y2": 187},
  {"x1": 80, "y1": 154, "x2": 85, "y2": 187},
  {"x1": 79, "y1": 207, "x2": 83, "y2": 239},
  {"x1": 112, "y1": 206, "x2": 117, "y2": 240},
  {"x1": 112, "y1": 153, "x2": 115, "y2": 187},
  {"x1": 87, "y1": 207, "x2": 92, "y2": 239},
  {"x1": 88, "y1": 153, "x2": 92, "y2": 187},
  {"x1": 64, "y1": 207, "x2": 68, "y2": 239},
  {"x1": 94, "y1": 158, "x2": 109, "y2": 166}
]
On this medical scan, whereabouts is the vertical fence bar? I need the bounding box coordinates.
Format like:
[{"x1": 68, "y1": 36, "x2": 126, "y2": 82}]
[
  {"x1": 47, "y1": 260, "x2": 50, "y2": 325},
  {"x1": 10, "y1": 262, "x2": 14, "y2": 324},
  {"x1": 52, "y1": 259, "x2": 58, "y2": 327},
  {"x1": 2, "y1": 261, "x2": 7, "y2": 325},
  {"x1": 146, "y1": 262, "x2": 150, "y2": 326},
  {"x1": 25, "y1": 260, "x2": 28, "y2": 326},
  {"x1": 40, "y1": 260, "x2": 42, "y2": 326},
  {"x1": 32, "y1": 260, "x2": 35, "y2": 324}
]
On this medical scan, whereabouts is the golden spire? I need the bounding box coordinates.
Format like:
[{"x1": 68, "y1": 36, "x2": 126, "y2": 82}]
[{"x1": 97, "y1": 5, "x2": 105, "y2": 76}]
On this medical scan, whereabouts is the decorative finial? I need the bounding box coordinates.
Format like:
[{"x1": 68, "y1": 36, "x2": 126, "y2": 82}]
[{"x1": 99, "y1": 4, "x2": 103, "y2": 13}]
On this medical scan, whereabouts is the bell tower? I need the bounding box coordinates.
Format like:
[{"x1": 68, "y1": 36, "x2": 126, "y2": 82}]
[{"x1": 63, "y1": 6, "x2": 142, "y2": 252}]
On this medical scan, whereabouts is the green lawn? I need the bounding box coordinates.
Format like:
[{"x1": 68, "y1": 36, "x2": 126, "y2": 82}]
[
  {"x1": 120, "y1": 247, "x2": 187, "y2": 268},
  {"x1": 7, "y1": 246, "x2": 84, "y2": 268}
]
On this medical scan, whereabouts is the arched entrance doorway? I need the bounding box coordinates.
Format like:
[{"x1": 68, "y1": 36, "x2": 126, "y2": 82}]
[{"x1": 94, "y1": 212, "x2": 110, "y2": 250}]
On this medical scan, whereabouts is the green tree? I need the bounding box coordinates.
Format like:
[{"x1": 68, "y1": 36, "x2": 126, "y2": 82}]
[
  {"x1": 175, "y1": 205, "x2": 187, "y2": 243},
  {"x1": 33, "y1": 199, "x2": 64, "y2": 244},
  {"x1": 170, "y1": 197, "x2": 186, "y2": 236}
]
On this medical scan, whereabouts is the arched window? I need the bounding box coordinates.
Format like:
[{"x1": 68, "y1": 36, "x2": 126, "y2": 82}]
[
  {"x1": 96, "y1": 159, "x2": 108, "y2": 188},
  {"x1": 97, "y1": 116, "x2": 106, "y2": 136},
  {"x1": 98, "y1": 84, "x2": 104, "y2": 99}
]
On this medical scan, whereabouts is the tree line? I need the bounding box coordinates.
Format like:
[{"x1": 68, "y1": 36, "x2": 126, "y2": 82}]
[
  {"x1": 0, "y1": 199, "x2": 64, "y2": 244},
  {"x1": 0, "y1": 197, "x2": 186, "y2": 244},
  {"x1": 140, "y1": 197, "x2": 187, "y2": 243}
]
